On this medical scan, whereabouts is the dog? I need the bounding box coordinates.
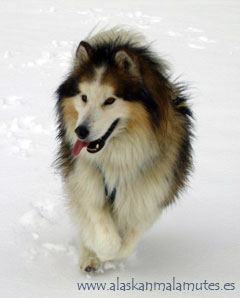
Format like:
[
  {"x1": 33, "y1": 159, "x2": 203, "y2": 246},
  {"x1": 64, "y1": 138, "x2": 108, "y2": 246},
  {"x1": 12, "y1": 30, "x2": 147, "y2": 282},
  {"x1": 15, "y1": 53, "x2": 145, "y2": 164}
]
[{"x1": 55, "y1": 27, "x2": 193, "y2": 273}]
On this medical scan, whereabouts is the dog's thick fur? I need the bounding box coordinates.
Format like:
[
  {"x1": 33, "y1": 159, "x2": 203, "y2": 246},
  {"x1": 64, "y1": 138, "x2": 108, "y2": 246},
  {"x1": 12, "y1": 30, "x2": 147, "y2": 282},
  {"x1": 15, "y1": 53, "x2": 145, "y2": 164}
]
[{"x1": 55, "y1": 28, "x2": 193, "y2": 272}]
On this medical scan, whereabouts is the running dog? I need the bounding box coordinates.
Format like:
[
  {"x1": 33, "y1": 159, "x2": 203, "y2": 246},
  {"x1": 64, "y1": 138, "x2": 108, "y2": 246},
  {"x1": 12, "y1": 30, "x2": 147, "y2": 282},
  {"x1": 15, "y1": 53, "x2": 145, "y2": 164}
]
[{"x1": 55, "y1": 27, "x2": 193, "y2": 272}]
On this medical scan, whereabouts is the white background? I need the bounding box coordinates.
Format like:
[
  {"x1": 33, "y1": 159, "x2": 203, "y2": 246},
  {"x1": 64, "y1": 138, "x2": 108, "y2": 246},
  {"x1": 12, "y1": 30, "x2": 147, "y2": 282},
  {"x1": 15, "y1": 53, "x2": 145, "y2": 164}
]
[{"x1": 0, "y1": 0, "x2": 239, "y2": 297}]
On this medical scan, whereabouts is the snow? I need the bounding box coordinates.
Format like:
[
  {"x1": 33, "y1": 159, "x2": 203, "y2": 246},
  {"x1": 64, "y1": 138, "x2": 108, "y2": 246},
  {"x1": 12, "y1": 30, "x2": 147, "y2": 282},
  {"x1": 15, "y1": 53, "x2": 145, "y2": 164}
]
[{"x1": 0, "y1": 0, "x2": 240, "y2": 297}]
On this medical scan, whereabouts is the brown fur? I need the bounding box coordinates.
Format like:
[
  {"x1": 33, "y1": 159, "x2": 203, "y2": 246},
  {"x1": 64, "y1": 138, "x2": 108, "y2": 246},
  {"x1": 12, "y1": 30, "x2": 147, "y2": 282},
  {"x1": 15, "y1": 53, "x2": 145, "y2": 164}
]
[{"x1": 62, "y1": 98, "x2": 78, "y2": 130}]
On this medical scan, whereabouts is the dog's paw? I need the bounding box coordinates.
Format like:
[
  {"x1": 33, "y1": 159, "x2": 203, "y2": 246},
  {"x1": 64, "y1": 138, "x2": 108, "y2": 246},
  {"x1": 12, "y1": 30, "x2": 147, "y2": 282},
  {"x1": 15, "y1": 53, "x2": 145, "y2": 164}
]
[
  {"x1": 80, "y1": 256, "x2": 101, "y2": 273},
  {"x1": 80, "y1": 247, "x2": 101, "y2": 273}
]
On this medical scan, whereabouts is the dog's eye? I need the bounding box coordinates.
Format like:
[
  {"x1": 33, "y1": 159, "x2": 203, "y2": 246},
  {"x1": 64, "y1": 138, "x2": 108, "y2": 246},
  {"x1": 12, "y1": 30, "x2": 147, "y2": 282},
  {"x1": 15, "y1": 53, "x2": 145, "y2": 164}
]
[
  {"x1": 81, "y1": 94, "x2": 87, "y2": 103},
  {"x1": 104, "y1": 97, "x2": 116, "y2": 105}
]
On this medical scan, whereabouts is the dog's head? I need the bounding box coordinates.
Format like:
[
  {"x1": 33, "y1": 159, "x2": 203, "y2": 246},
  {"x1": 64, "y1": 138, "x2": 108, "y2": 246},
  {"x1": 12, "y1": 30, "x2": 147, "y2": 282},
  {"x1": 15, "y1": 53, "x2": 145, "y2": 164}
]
[{"x1": 57, "y1": 41, "x2": 166, "y2": 156}]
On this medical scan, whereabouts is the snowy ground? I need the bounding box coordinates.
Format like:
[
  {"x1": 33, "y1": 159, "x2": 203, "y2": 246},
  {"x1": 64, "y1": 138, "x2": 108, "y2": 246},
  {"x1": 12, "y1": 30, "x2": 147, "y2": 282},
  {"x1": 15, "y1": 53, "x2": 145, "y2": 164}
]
[{"x1": 0, "y1": 0, "x2": 240, "y2": 297}]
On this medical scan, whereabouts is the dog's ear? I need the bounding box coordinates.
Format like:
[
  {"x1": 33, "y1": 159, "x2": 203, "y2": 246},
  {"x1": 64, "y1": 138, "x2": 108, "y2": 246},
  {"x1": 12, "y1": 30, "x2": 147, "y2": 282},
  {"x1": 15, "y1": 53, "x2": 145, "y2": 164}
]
[
  {"x1": 76, "y1": 41, "x2": 93, "y2": 64},
  {"x1": 115, "y1": 50, "x2": 139, "y2": 77}
]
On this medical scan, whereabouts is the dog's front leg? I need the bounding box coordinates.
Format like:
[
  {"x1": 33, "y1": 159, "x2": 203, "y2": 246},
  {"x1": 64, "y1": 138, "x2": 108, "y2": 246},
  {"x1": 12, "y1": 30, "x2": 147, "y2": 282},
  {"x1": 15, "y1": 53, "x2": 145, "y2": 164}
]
[
  {"x1": 80, "y1": 204, "x2": 122, "y2": 262},
  {"x1": 65, "y1": 163, "x2": 122, "y2": 266},
  {"x1": 69, "y1": 191, "x2": 122, "y2": 263}
]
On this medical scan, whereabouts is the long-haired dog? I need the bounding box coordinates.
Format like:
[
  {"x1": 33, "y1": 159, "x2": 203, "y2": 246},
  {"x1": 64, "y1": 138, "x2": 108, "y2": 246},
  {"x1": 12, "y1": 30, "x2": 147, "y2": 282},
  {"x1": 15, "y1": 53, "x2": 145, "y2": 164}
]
[{"x1": 55, "y1": 27, "x2": 193, "y2": 273}]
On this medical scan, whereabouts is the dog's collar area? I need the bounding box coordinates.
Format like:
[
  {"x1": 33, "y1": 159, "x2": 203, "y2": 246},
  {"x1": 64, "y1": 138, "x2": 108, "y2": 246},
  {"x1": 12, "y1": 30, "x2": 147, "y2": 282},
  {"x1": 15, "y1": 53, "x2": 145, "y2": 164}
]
[
  {"x1": 96, "y1": 165, "x2": 117, "y2": 206},
  {"x1": 105, "y1": 185, "x2": 117, "y2": 205},
  {"x1": 87, "y1": 118, "x2": 120, "y2": 154}
]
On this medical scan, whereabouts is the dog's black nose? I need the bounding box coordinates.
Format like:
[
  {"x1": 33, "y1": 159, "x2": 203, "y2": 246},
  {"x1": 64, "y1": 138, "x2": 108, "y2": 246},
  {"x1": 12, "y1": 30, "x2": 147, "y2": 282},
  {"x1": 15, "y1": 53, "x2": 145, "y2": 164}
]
[{"x1": 75, "y1": 125, "x2": 89, "y2": 139}]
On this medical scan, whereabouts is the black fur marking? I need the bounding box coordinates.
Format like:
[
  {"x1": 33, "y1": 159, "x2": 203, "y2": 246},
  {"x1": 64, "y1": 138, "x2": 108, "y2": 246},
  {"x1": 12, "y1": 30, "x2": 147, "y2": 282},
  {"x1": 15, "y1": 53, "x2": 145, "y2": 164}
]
[
  {"x1": 172, "y1": 124, "x2": 193, "y2": 202},
  {"x1": 123, "y1": 59, "x2": 130, "y2": 71},
  {"x1": 105, "y1": 184, "x2": 108, "y2": 197},
  {"x1": 105, "y1": 184, "x2": 117, "y2": 205},
  {"x1": 115, "y1": 83, "x2": 160, "y2": 126},
  {"x1": 82, "y1": 40, "x2": 167, "y2": 74},
  {"x1": 109, "y1": 188, "x2": 117, "y2": 204},
  {"x1": 54, "y1": 75, "x2": 81, "y2": 176},
  {"x1": 56, "y1": 77, "x2": 80, "y2": 99},
  {"x1": 78, "y1": 41, "x2": 94, "y2": 58},
  {"x1": 163, "y1": 88, "x2": 194, "y2": 207},
  {"x1": 173, "y1": 96, "x2": 193, "y2": 117},
  {"x1": 102, "y1": 171, "x2": 117, "y2": 206},
  {"x1": 53, "y1": 82, "x2": 77, "y2": 177}
]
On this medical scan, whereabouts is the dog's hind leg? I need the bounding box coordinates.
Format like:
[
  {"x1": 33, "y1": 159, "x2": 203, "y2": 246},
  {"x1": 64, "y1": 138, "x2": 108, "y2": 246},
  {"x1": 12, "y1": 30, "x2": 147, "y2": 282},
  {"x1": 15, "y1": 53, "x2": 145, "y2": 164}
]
[{"x1": 115, "y1": 229, "x2": 141, "y2": 260}]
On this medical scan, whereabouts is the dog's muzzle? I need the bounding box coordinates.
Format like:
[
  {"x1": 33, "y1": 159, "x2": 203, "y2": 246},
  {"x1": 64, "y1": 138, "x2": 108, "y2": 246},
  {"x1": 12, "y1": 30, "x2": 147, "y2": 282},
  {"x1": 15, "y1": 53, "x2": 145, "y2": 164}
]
[
  {"x1": 87, "y1": 119, "x2": 119, "y2": 154},
  {"x1": 72, "y1": 118, "x2": 119, "y2": 156}
]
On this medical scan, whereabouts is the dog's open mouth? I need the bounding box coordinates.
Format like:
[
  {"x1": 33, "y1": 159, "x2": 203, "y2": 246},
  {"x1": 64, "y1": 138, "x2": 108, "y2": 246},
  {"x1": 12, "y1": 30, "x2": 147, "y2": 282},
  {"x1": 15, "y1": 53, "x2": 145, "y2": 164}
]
[{"x1": 72, "y1": 119, "x2": 119, "y2": 156}]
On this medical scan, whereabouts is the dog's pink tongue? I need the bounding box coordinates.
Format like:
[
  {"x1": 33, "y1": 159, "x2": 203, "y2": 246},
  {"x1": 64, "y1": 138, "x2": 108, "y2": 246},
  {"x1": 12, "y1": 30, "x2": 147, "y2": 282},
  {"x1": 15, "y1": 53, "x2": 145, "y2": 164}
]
[{"x1": 72, "y1": 140, "x2": 89, "y2": 156}]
